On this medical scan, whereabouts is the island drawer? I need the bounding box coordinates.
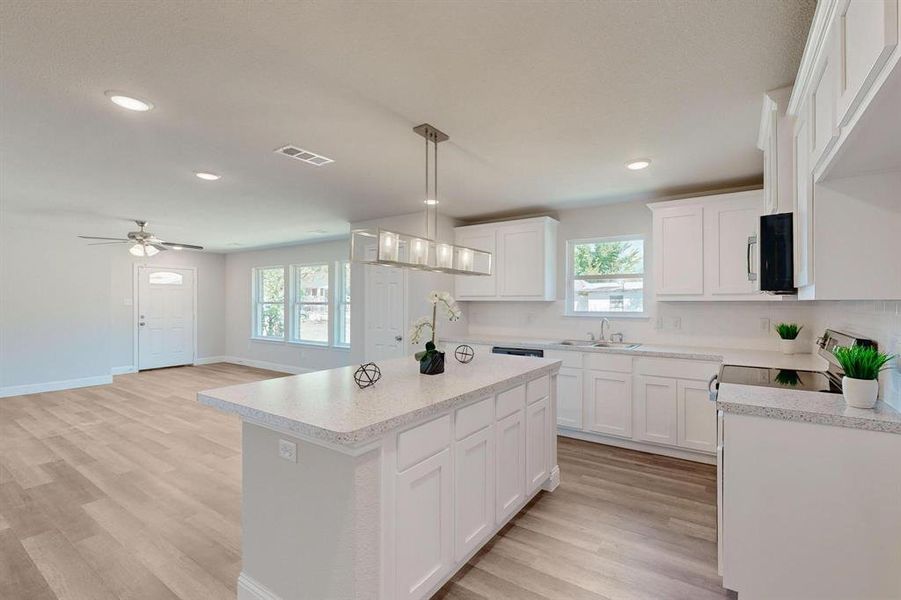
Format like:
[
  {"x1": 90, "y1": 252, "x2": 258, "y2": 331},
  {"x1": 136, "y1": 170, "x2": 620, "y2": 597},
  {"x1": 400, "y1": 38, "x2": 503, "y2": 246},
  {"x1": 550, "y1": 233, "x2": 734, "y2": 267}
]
[
  {"x1": 496, "y1": 384, "x2": 526, "y2": 419},
  {"x1": 396, "y1": 414, "x2": 451, "y2": 472},
  {"x1": 527, "y1": 375, "x2": 549, "y2": 404},
  {"x1": 456, "y1": 396, "x2": 493, "y2": 440}
]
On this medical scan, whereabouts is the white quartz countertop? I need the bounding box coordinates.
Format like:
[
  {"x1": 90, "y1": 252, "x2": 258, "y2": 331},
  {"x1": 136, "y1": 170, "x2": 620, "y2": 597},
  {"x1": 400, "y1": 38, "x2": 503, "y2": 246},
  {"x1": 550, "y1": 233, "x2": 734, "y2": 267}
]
[
  {"x1": 716, "y1": 382, "x2": 901, "y2": 434},
  {"x1": 444, "y1": 333, "x2": 828, "y2": 370},
  {"x1": 198, "y1": 353, "x2": 561, "y2": 447}
]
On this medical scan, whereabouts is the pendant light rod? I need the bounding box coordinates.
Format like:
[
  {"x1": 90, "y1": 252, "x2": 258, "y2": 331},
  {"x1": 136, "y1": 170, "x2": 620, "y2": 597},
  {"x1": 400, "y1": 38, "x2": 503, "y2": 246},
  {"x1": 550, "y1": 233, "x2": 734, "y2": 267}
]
[{"x1": 413, "y1": 123, "x2": 448, "y2": 241}]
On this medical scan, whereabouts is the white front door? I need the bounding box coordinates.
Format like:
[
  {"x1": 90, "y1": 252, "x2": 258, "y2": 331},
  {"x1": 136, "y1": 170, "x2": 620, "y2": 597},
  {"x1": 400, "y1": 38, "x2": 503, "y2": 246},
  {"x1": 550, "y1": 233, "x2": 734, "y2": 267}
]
[
  {"x1": 364, "y1": 265, "x2": 406, "y2": 362},
  {"x1": 137, "y1": 266, "x2": 195, "y2": 370}
]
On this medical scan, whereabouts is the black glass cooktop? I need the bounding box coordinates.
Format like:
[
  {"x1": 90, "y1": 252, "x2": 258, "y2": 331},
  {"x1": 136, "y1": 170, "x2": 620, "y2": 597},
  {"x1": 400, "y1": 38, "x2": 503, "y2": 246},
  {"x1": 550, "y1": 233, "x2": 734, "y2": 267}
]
[{"x1": 719, "y1": 365, "x2": 841, "y2": 393}]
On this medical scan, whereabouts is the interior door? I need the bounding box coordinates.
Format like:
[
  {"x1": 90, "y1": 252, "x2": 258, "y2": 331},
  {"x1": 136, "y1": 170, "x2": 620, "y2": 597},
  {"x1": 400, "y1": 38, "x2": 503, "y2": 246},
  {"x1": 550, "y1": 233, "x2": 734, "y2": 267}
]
[
  {"x1": 137, "y1": 266, "x2": 194, "y2": 370},
  {"x1": 364, "y1": 265, "x2": 406, "y2": 361}
]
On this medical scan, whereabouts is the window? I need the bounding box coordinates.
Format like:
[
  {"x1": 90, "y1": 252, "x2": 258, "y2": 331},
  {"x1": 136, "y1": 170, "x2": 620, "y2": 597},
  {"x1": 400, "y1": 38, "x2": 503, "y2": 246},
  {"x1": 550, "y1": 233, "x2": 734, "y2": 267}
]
[
  {"x1": 253, "y1": 266, "x2": 286, "y2": 338},
  {"x1": 566, "y1": 236, "x2": 645, "y2": 315},
  {"x1": 335, "y1": 261, "x2": 351, "y2": 347},
  {"x1": 291, "y1": 264, "x2": 329, "y2": 344}
]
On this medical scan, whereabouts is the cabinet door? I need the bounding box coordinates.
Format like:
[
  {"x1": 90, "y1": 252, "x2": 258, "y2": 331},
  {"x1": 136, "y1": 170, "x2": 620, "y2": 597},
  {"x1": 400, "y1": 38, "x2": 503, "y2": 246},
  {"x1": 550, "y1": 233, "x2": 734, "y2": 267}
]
[
  {"x1": 454, "y1": 426, "x2": 494, "y2": 562},
  {"x1": 677, "y1": 380, "x2": 717, "y2": 453},
  {"x1": 556, "y1": 367, "x2": 583, "y2": 429},
  {"x1": 496, "y1": 222, "x2": 545, "y2": 298},
  {"x1": 653, "y1": 205, "x2": 704, "y2": 295},
  {"x1": 836, "y1": 0, "x2": 899, "y2": 127},
  {"x1": 454, "y1": 228, "x2": 497, "y2": 299},
  {"x1": 635, "y1": 376, "x2": 678, "y2": 445},
  {"x1": 810, "y1": 29, "x2": 841, "y2": 168},
  {"x1": 793, "y1": 113, "x2": 814, "y2": 287},
  {"x1": 584, "y1": 370, "x2": 632, "y2": 438},
  {"x1": 526, "y1": 397, "x2": 550, "y2": 495},
  {"x1": 395, "y1": 448, "x2": 453, "y2": 599},
  {"x1": 495, "y1": 409, "x2": 525, "y2": 522},
  {"x1": 705, "y1": 194, "x2": 762, "y2": 296}
]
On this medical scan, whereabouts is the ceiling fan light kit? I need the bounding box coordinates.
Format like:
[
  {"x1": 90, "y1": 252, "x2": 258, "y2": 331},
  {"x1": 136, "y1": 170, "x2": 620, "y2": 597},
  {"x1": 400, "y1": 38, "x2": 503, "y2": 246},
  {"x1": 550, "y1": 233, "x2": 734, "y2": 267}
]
[{"x1": 351, "y1": 124, "x2": 492, "y2": 276}]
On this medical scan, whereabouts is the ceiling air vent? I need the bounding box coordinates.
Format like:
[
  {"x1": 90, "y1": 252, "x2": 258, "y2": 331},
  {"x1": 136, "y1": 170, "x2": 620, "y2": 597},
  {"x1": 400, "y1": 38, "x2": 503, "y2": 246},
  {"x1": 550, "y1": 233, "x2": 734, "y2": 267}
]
[{"x1": 274, "y1": 145, "x2": 334, "y2": 166}]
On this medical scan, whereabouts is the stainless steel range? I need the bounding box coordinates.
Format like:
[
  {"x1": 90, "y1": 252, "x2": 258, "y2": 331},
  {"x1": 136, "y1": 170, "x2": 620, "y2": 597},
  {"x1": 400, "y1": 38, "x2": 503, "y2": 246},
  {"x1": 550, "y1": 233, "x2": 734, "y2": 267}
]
[{"x1": 709, "y1": 329, "x2": 877, "y2": 399}]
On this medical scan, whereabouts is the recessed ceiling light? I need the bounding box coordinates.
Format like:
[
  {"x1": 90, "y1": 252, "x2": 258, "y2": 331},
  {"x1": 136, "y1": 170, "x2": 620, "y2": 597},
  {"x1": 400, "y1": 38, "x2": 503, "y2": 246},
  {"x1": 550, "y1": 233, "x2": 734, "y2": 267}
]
[
  {"x1": 626, "y1": 159, "x2": 651, "y2": 170},
  {"x1": 104, "y1": 90, "x2": 154, "y2": 112},
  {"x1": 423, "y1": 199, "x2": 439, "y2": 206},
  {"x1": 194, "y1": 172, "x2": 221, "y2": 181}
]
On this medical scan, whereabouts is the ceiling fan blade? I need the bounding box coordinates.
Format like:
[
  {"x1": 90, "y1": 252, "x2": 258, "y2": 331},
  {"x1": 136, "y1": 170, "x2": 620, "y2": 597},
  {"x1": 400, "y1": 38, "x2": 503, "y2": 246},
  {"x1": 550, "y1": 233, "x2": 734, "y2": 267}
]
[
  {"x1": 78, "y1": 236, "x2": 130, "y2": 241},
  {"x1": 149, "y1": 243, "x2": 169, "y2": 252},
  {"x1": 88, "y1": 241, "x2": 130, "y2": 245},
  {"x1": 161, "y1": 242, "x2": 204, "y2": 250}
]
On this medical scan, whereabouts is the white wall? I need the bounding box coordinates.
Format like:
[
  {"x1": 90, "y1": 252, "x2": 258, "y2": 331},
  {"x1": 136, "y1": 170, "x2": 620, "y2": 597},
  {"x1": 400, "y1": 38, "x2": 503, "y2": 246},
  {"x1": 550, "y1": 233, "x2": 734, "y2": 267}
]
[
  {"x1": 224, "y1": 238, "x2": 353, "y2": 373},
  {"x1": 0, "y1": 222, "x2": 112, "y2": 393},
  {"x1": 462, "y1": 199, "x2": 901, "y2": 408},
  {"x1": 109, "y1": 250, "x2": 227, "y2": 372}
]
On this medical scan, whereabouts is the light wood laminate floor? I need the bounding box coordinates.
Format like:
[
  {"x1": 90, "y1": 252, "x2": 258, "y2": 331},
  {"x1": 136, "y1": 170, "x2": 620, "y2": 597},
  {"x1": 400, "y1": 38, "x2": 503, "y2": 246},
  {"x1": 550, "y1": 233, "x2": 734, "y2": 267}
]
[{"x1": 0, "y1": 364, "x2": 731, "y2": 600}]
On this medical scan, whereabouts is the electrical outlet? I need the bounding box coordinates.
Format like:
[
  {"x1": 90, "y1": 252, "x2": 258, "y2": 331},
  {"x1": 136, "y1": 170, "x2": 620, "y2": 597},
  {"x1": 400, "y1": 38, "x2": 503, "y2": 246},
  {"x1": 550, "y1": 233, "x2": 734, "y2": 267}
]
[
  {"x1": 760, "y1": 318, "x2": 771, "y2": 332},
  {"x1": 655, "y1": 317, "x2": 664, "y2": 330},
  {"x1": 123, "y1": 298, "x2": 133, "y2": 306},
  {"x1": 671, "y1": 317, "x2": 682, "y2": 330},
  {"x1": 278, "y1": 439, "x2": 297, "y2": 463}
]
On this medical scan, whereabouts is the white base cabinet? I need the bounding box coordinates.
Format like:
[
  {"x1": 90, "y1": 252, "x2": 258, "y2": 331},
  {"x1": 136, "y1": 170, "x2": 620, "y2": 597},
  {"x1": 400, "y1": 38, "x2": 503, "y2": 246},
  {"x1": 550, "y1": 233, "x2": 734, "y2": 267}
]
[
  {"x1": 453, "y1": 425, "x2": 494, "y2": 562},
  {"x1": 494, "y1": 409, "x2": 525, "y2": 522},
  {"x1": 553, "y1": 350, "x2": 720, "y2": 462}
]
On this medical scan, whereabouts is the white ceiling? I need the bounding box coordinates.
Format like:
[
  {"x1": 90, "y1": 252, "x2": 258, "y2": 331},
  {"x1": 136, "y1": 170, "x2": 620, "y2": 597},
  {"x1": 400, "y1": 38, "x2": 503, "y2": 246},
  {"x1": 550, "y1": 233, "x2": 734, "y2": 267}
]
[{"x1": 0, "y1": 0, "x2": 814, "y2": 251}]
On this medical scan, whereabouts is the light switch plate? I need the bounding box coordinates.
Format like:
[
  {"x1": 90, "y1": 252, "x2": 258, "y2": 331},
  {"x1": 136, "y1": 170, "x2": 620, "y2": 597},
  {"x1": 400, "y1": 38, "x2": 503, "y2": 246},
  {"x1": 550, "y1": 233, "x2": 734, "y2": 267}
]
[
  {"x1": 278, "y1": 439, "x2": 297, "y2": 463},
  {"x1": 759, "y1": 318, "x2": 771, "y2": 332}
]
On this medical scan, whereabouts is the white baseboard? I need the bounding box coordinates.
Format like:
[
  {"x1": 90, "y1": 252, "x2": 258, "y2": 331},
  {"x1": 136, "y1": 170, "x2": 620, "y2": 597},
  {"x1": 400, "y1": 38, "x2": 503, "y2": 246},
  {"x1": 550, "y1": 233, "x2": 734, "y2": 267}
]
[
  {"x1": 193, "y1": 355, "x2": 229, "y2": 366},
  {"x1": 557, "y1": 428, "x2": 717, "y2": 465},
  {"x1": 0, "y1": 375, "x2": 113, "y2": 399},
  {"x1": 237, "y1": 572, "x2": 282, "y2": 600},
  {"x1": 215, "y1": 356, "x2": 313, "y2": 375},
  {"x1": 111, "y1": 365, "x2": 137, "y2": 375}
]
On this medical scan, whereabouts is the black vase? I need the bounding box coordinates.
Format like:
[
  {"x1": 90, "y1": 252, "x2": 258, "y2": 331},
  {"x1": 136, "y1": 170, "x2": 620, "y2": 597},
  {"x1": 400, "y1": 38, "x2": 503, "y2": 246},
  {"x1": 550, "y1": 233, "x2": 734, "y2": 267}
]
[{"x1": 419, "y1": 351, "x2": 445, "y2": 375}]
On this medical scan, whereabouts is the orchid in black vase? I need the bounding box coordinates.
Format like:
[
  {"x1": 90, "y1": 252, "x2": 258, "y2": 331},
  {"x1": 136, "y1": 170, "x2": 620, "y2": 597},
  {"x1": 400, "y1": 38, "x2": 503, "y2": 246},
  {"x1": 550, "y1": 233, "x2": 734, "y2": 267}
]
[{"x1": 410, "y1": 291, "x2": 462, "y2": 375}]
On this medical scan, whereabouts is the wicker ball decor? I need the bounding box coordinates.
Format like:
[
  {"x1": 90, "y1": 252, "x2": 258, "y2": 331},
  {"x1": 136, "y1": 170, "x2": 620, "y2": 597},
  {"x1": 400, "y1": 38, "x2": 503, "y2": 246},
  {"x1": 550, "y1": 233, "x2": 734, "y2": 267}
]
[
  {"x1": 454, "y1": 344, "x2": 475, "y2": 364},
  {"x1": 353, "y1": 362, "x2": 382, "y2": 388}
]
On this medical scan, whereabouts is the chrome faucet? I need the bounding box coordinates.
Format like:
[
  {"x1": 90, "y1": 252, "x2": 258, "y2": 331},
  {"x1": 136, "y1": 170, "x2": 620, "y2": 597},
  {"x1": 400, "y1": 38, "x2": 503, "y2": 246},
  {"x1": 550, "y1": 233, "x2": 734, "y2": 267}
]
[{"x1": 599, "y1": 318, "x2": 610, "y2": 342}]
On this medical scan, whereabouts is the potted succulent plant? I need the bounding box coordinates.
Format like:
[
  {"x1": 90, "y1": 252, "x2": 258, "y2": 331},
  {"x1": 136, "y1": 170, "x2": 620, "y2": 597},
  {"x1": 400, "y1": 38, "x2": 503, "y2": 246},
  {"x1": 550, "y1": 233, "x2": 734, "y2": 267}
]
[
  {"x1": 833, "y1": 345, "x2": 896, "y2": 409},
  {"x1": 410, "y1": 291, "x2": 462, "y2": 375},
  {"x1": 774, "y1": 322, "x2": 803, "y2": 355}
]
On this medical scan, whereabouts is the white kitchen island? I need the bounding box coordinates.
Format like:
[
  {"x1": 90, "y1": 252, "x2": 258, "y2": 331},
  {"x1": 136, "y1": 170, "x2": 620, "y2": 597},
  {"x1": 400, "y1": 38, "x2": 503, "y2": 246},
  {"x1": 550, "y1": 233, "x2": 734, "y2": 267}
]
[{"x1": 199, "y1": 353, "x2": 561, "y2": 600}]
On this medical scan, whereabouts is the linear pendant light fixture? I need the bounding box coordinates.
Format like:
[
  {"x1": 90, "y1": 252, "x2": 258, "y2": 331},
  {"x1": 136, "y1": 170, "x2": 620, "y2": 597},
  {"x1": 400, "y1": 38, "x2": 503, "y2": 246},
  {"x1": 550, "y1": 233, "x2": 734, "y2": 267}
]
[{"x1": 351, "y1": 124, "x2": 492, "y2": 276}]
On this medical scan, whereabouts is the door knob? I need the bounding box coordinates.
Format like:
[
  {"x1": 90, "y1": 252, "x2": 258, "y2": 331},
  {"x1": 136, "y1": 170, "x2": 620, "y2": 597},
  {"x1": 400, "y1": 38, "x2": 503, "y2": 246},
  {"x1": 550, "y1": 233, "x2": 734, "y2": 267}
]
[
  {"x1": 139, "y1": 322, "x2": 146, "y2": 326},
  {"x1": 395, "y1": 335, "x2": 403, "y2": 341}
]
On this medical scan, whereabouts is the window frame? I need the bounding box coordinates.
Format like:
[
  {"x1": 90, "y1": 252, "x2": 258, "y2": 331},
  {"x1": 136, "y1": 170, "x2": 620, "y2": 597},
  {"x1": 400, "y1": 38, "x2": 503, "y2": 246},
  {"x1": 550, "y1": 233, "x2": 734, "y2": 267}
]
[
  {"x1": 290, "y1": 263, "x2": 331, "y2": 346},
  {"x1": 252, "y1": 265, "x2": 288, "y2": 340},
  {"x1": 564, "y1": 235, "x2": 648, "y2": 318},
  {"x1": 333, "y1": 260, "x2": 351, "y2": 348}
]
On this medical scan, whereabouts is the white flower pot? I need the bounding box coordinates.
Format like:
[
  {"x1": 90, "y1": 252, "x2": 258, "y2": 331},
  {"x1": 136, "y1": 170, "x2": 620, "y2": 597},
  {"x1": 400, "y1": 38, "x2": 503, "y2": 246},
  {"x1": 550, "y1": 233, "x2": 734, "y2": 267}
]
[
  {"x1": 842, "y1": 376, "x2": 879, "y2": 409},
  {"x1": 780, "y1": 338, "x2": 799, "y2": 355}
]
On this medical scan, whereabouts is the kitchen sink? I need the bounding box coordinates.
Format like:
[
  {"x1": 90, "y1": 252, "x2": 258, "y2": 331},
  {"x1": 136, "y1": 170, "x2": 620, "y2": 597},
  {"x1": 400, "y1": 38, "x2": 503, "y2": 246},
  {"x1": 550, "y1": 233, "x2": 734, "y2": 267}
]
[
  {"x1": 592, "y1": 341, "x2": 640, "y2": 349},
  {"x1": 558, "y1": 340, "x2": 641, "y2": 349}
]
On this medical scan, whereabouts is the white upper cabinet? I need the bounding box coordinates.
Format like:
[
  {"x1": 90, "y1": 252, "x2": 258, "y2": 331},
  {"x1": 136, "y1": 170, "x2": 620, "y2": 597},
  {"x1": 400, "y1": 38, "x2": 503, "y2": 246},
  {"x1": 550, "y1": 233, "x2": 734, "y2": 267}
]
[
  {"x1": 836, "y1": 0, "x2": 899, "y2": 127},
  {"x1": 810, "y1": 27, "x2": 842, "y2": 168},
  {"x1": 650, "y1": 190, "x2": 774, "y2": 301},
  {"x1": 756, "y1": 86, "x2": 795, "y2": 216},
  {"x1": 454, "y1": 217, "x2": 557, "y2": 302},
  {"x1": 652, "y1": 205, "x2": 704, "y2": 296}
]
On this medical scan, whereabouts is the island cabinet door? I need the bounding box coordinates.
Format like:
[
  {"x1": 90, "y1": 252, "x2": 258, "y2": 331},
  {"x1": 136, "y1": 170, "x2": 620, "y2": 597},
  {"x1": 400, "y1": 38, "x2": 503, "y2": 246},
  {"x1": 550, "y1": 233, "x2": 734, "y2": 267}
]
[
  {"x1": 454, "y1": 425, "x2": 495, "y2": 562},
  {"x1": 495, "y1": 409, "x2": 526, "y2": 523},
  {"x1": 395, "y1": 448, "x2": 453, "y2": 600},
  {"x1": 525, "y1": 396, "x2": 551, "y2": 495}
]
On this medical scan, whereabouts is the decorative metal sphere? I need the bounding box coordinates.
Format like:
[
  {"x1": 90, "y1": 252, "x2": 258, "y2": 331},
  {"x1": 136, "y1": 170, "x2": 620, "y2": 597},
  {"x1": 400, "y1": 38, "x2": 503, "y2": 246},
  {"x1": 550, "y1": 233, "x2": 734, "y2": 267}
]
[
  {"x1": 454, "y1": 344, "x2": 475, "y2": 364},
  {"x1": 353, "y1": 362, "x2": 381, "y2": 388}
]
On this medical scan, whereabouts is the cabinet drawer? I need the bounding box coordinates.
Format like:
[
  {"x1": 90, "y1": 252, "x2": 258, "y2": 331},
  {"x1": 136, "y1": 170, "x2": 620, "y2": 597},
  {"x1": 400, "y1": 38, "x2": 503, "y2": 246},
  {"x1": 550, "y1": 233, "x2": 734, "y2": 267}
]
[
  {"x1": 545, "y1": 349, "x2": 583, "y2": 369},
  {"x1": 397, "y1": 415, "x2": 451, "y2": 472},
  {"x1": 635, "y1": 357, "x2": 719, "y2": 381},
  {"x1": 527, "y1": 375, "x2": 550, "y2": 404},
  {"x1": 455, "y1": 396, "x2": 493, "y2": 440},
  {"x1": 496, "y1": 384, "x2": 526, "y2": 419},
  {"x1": 584, "y1": 353, "x2": 633, "y2": 373}
]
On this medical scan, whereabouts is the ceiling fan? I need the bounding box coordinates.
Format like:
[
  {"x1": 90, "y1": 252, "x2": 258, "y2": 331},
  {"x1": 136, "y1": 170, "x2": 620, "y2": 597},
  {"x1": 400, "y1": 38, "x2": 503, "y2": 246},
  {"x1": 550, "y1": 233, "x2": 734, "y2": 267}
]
[{"x1": 78, "y1": 220, "x2": 204, "y2": 257}]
